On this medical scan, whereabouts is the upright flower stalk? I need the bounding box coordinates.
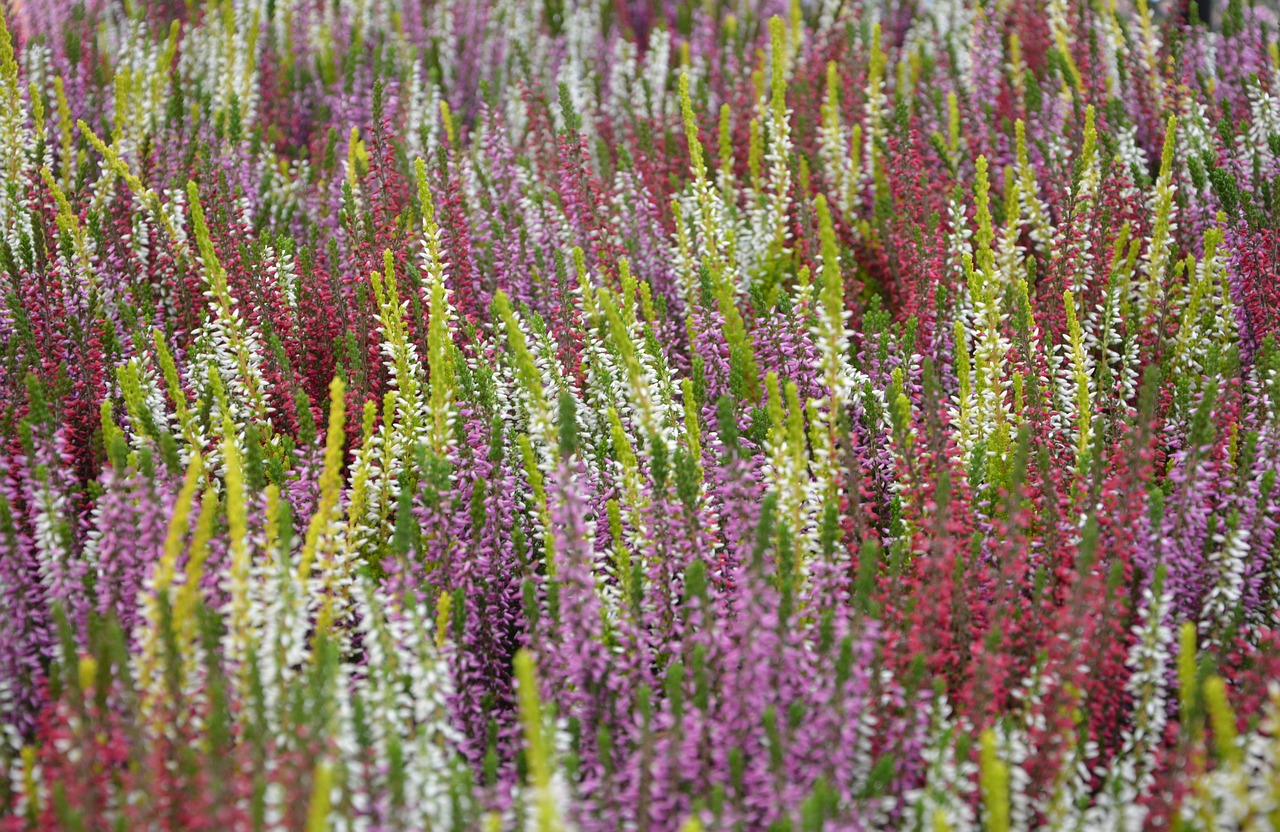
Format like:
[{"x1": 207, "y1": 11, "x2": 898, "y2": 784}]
[{"x1": 0, "y1": 1, "x2": 1277, "y2": 829}]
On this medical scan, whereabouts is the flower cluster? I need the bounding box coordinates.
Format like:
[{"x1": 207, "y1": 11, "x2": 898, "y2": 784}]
[{"x1": 0, "y1": 0, "x2": 1278, "y2": 828}]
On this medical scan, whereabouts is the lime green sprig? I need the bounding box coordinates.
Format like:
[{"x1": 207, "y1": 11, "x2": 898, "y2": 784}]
[
  {"x1": 174, "y1": 488, "x2": 218, "y2": 641},
  {"x1": 1173, "y1": 226, "x2": 1236, "y2": 384},
  {"x1": 440, "y1": 99, "x2": 457, "y2": 147},
  {"x1": 52, "y1": 77, "x2": 74, "y2": 185},
  {"x1": 979, "y1": 730, "x2": 1011, "y2": 832},
  {"x1": 787, "y1": 0, "x2": 803, "y2": 52},
  {"x1": 515, "y1": 650, "x2": 564, "y2": 832},
  {"x1": 370, "y1": 249, "x2": 426, "y2": 446},
  {"x1": 1134, "y1": 0, "x2": 1166, "y2": 103},
  {"x1": 812, "y1": 194, "x2": 852, "y2": 494},
  {"x1": 769, "y1": 16, "x2": 789, "y2": 130},
  {"x1": 713, "y1": 277, "x2": 760, "y2": 405},
  {"x1": 680, "y1": 72, "x2": 732, "y2": 282},
  {"x1": 1061, "y1": 105, "x2": 1102, "y2": 295},
  {"x1": 863, "y1": 23, "x2": 886, "y2": 184},
  {"x1": 112, "y1": 66, "x2": 133, "y2": 145},
  {"x1": 1101, "y1": 223, "x2": 1141, "y2": 391},
  {"x1": 493, "y1": 292, "x2": 542, "y2": 399},
  {"x1": 306, "y1": 761, "x2": 334, "y2": 832},
  {"x1": 638, "y1": 280, "x2": 658, "y2": 329},
  {"x1": 0, "y1": 9, "x2": 26, "y2": 186},
  {"x1": 414, "y1": 158, "x2": 459, "y2": 447},
  {"x1": 150, "y1": 330, "x2": 206, "y2": 456},
  {"x1": 427, "y1": 273, "x2": 456, "y2": 454},
  {"x1": 1013, "y1": 121, "x2": 1052, "y2": 248},
  {"x1": 804, "y1": 397, "x2": 834, "y2": 502},
  {"x1": 1140, "y1": 116, "x2": 1178, "y2": 325},
  {"x1": 433, "y1": 593, "x2": 453, "y2": 653},
  {"x1": 414, "y1": 157, "x2": 439, "y2": 245},
  {"x1": 18, "y1": 746, "x2": 36, "y2": 826},
  {"x1": 79, "y1": 121, "x2": 189, "y2": 253},
  {"x1": 1203, "y1": 676, "x2": 1241, "y2": 768},
  {"x1": 222, "y1": 414, "x2": 259, "y2": 683},
  {"x1": 116, "y1": 360, "x2": 160, "y2": 445},
  {"x1": 947, "y1": 92, "x2": 961, "y2": 158},
  {"x1": 345, "y1": 126, "x2": 365, "y2": 194},
  {"x1": 680, "y1": 816, "x2": 704, "y2": 832},
  {"x1": 0, "y1": 9, "x2": 19, "y2": 106},
  {"x1": 822, "y1": 61, "x2": 841, "y2": 136},
  {"x1": 606, "y1": 407, "x2": 648, "y2": 564},
  {"x1": 1172, "y1": 254, "x2": 1207, "y2": 373},
  {"x1": 679, "y1": 72, "x2": 707, "y2": 183},
  {"x1": 224, "y1": 414, "x2": 249, "y2": 579},
  {"x1": 954, "y1": 318, "x2": 973, "y2": 449},
  {"x1": 607, "y1": 499, "x2": 634, "y2": 607},
  {"x1": 765, "y1": 372, "x2": 785, "y2": 445},
  {"x1": 1078, "y1": 105, "x2": 1099, "y2": 202},
  {"x1": 717, "y1": 104, "x2": 734, "y2": 187},
  {"x1": 1198, "y1": 673, "x2": 1255, "y2": 827},
  {"x1": 39, "y1": 168, "x2": 95, "y2": 288},
  {"x1": 156, "y1": 453, "x2": 205, "y2": 595},
  {"x1": 677, "y1": 78, "x2": 707, "y2": 182},
  {"x1": 818, "y1": 61, "x2": 857, "y2": 217},
  {"x1": 519, "y1": 434, "x2": 555, "y2": 578},
  {"x1": 617, "y1": 256, "x2": 638, "y2": 328},
  {"x1": 600, "y1": 288, "x2": 658, "y2": 439},
  {"x1": 342, "y1": 399, "x2": 378, "y2": 566},
  {"x1": 188, "y1": 181, "x2": 271, "y2": 426},
  {"x1": 671, "y1": 198, "x2": 699, "y2": 306},
  {"x1": 681, "y1": 379, "x2": 703, "y2": 487},
  {"x1": 298, "y1": 378, "x2": 346, "y2": 585},
  {"x1": 816, "y1": 195, "x2": 843, "y2": 331},
  {"x1": 1204, "y1": 225, "x2": 1237, "y2": 349},
  {"x1": 748, "y1": 118, "x2": 763, "y2": 193},
  {"x1": 156, "y1": 20, "x2": 180, "y2": 113},
  {"x1": 1179, "y1": 622, "x2": 1202, "y2": 746},
  {"x1": 761, "y1": 17, "x2": 795, "y2": 265},
  {"x1": 848, "y1": 122, "x2": 862, "y2": 206},
  {"x1": 762, "y1": 372, "x2": 811, "y2": 571},
  {"x1": 100, "y1": 400, "x2": 127, "y2": 470},
  {"x1": 1111, "y1": 223, "x2": 1135, "y2": 278},
  {"x1": 1063, "y1": 290, "x2": 1092, "y2": 472},
  {"x1": 974, "y1": 157, "x2": 994, "y2": 276},
  {"x1": 494, "y1": 290, "x2": 558, "y2": 448},
  {"x1": 137, "y1": 451, "x2": 203, "y2": 724},
  {"x1": 608, "y1": 408, "x2": 639, "y2": 486},
  {"x1": 1053, "y1": 29, "x2": 1083, "y2": 92}
]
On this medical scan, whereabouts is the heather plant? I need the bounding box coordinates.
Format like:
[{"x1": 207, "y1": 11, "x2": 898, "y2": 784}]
[{"x1": 0, "y1": 0, "x2": 1278, "y2": 829}]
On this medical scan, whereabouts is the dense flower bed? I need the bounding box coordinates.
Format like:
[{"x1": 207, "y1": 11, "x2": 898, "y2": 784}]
[{"x1": 0, "y1": 0, "x2": 1278, "y2": 828}]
